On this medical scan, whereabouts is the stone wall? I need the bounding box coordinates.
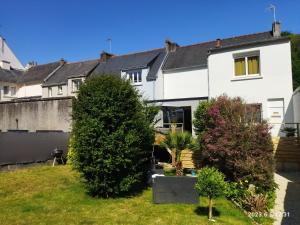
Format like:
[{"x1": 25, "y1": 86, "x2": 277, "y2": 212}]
[{"x1": 0, "y1": 97, "x2": 72, "y2": 132}]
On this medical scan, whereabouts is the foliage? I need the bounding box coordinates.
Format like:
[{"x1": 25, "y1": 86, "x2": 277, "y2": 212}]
[
  {"x1": 194, "y1": 95, "x2": 275, "y2": 193},
  {"x1": 282, "y1": 32, "x2": 300, "y2": 90},
  {"x1": 195, "y1": 167, "x2": 227, "y2": 219},
  {"x1": 163, "y1": 167, "x2": 176, "y2": 176},
  {"x1": 66, "y1": 135, "x2": 77, "y2": 166},
  {"x1": 195, "y1": 167, "x2": 227, "y2": 199},
  {"x1": 160, "y1": 131, "x2": 195, "y2": 175},
  {"x1": 71, "y1": 75, "x2": 154, "y2": 197},
  {"x1": 0, "y1": 165, "x2": 253, "y2": 225},
  {"x1": 225, "y1": 181, "x2": 248, "y2": 205},
  {"x1": 242, "y1": 192, "x2": 268, "y2": 213},
  {"x1": 193, "y1": 101, "x2": 212, "y2": 136}
]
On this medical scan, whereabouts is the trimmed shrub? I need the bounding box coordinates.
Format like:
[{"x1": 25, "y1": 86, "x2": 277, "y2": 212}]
[
  {"x1": 195, "y1": 167, "x2": 227, "y2": 219},
  {"x1": 72, "y1": 75, "x2": 155, "y2": 197},
  {"x1": 194, "y1": 95, "x2": 275, "y2": 193}
]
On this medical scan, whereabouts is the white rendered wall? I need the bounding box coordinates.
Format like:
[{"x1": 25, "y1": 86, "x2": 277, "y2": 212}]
[
  {"x1": 208, "y1": 41, "x2": 294, "y2": 136},
  {"x1": 293, "y1": 88, "x2": 300, "y2": 123},
  {"x1": 0, "y1": 36, "x2": 24, "y2": 70},
  {"x1": 67, "y1": 77, "x2": 85, "y2": 97},
  {"x1": 0, "y1": 82, "x2": 18, "y2": 101},
  {"x1": 17, "y1": 84, "x2": 42, "y2": 97},
  {"x1": 42, "y1": 85, "x2": 68, "y2": 98},
  {"x1": 163, "y1": 68, "x2": 208, "y2": 99}
]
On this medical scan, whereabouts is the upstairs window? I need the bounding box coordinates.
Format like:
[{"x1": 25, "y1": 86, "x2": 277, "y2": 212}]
[
  {"x1": 58, "y1": 85, "x2": 63, "y2": 95},
  {"x1": 126, "y1": 71, "x2": 142, "y2": 85},
  {"x1": 72, "y1": 79, "x2": 82, "y2": 92},
  {"x1": 11, "y1": 87, "x2": 16, "y2": 96},
  {"x1": 234, "y1": 52, "x2": 260, "y2": 77},
  {"x1": 3, "y1": 86, "x2": 9, "y2": 95},
  {"x1": 48, "y1": 87, "x2": 52, "y2": 97}
]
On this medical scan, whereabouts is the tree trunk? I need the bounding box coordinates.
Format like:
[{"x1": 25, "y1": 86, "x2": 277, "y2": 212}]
[
  {"x1": 176, "y1": 161, "x2": 183, "y2": 176},
  {"x1": 208, "y1": 197, "x2": 213, "y2": 220},
  {"x1": 171, "y1": 148, "x2": 176, "y2": 167}
]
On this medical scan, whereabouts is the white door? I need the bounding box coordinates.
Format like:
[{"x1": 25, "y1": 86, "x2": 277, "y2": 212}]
[{"x1": 267, "y1": 99, "x2": 284, "y2": 137}]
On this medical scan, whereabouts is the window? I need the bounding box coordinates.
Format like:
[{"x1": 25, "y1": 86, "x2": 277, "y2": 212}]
[
  {"x1": 126, "y1": 71, "x2": 142, "y2": 85},
  {"x1": 48, "y1": 87, "x2": 52, "y2": 97},
  {"x1": 245, "y1": 104, "x2": 262, "y2": 123},
  {"x1": 234, "y1": 54, "x2": 260, "y2": 77},
  {"x1": 58, "y1": 85, "x2": 63, "y2": 95},
  {"x1": 162, "y1": 106, "x2": 192, "y2": 132},
  {"x1": 11, "y1": 87, "x2": 16, "y2": 96},
  {"x1": 72, "y1": 79, "x2": 82, "y2": 92},
  {"x1": 3, "y1": 86, "x2": 9, "y2": 95}
]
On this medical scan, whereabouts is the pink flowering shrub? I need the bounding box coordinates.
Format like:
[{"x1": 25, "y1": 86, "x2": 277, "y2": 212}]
[{"x1": 194, "y1": 95, "x2": 275, "y2": 193}]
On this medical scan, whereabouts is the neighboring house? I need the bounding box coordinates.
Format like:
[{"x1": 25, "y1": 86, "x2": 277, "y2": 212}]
[
  {"x1": 42, "y1": 59, "x2": 99, "y2": 98},
  {"x1": 0, "y1": 36, "x2": 24, "y2": 70},
  {"x1": 0, "y1": 22, "x2": 296, "y2": 136}
]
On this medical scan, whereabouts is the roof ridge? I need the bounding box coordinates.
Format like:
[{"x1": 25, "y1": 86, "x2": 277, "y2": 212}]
[
  {"x1": 178, "y1": 30, "x2": 272, "y2": 49},
  {"x1": 110, "y1": 47, "x2": 164, "y2": 59},
  {"x1": 65, "y1": 58, "x2": 99, "y2": 65}
]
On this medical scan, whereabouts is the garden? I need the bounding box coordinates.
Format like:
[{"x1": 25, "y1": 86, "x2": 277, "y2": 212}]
[{"x1": 0, "y1": 75, "x2": 276, "y2": 224}]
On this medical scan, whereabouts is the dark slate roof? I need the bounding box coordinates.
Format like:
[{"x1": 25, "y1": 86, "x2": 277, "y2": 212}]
[
  {"x1": 162, "y1": 31, "x2": 289, "y2": 71},
  {"x1": 43, "y1": 60, "x2": 99, "y2": 86},
  {"x1": 92, "y1": 48, "x2": 166, "y2": 81},
  {"x1": 0, "y1": 68, "x2": 23, "y2": 83},
  {"x1": 18, "y1": 62, "x2": 61, "y2": 84}
]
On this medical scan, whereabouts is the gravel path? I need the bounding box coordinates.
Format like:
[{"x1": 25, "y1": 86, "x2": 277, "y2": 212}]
[{"x1": 272, "y1": 172, "x2": 300, "y2": 225}]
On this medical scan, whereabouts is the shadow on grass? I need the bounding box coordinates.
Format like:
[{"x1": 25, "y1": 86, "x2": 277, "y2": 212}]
[{"x1": 194, "y1": 206, "x2": 221, "y2": 217}]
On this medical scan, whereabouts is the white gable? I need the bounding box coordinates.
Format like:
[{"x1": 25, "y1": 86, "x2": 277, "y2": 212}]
[{"x1": 0, "y1": 36, "x2": 24, "y2": 70}]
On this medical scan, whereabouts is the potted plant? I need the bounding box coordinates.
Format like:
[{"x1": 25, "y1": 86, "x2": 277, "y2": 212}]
[{"x1": 160, "y1": 131, "x2": 194, "y2": 176}]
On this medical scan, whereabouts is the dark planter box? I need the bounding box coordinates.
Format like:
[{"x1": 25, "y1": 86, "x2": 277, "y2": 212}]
[{"x1": 152, "y1": 176, "x2": 199, "y2": 204}]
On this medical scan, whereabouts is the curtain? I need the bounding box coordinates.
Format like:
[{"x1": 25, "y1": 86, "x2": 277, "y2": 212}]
[
  {"x1": 248, "y1": 56, "x2": 259, "y2": 74},
  {"x1": 234, "y1": 58, "x2": 246, "y2": 76}
]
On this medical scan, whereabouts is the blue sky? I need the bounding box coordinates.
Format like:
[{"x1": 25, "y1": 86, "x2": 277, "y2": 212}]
[{"x1": 1, "y1": 0, "x2": 299, "y2": 65}]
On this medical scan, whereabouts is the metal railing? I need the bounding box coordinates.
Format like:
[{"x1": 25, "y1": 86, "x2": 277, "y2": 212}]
[
  {"x1": 155, "y1": 123, "x2": 184, "y2": 134},
  {"x1": 269, "y1": 122, "x2": 300, "y2": 137}
]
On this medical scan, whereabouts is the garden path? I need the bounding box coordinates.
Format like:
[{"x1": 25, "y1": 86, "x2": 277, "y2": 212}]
[{"x1": 272, "y1": 172, "x2": 300, "y2": 225}]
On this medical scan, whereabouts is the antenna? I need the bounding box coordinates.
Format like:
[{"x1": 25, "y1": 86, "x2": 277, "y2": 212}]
[
  {"x1": 106, "y1": 38, "x2": 112, "y2": 53},
  {"x1": 267, "y1": 4, "x2": 277, "y2": 22}
]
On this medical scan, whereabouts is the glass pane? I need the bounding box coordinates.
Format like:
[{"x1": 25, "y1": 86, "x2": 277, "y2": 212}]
[
  {"x1": 248, "y1": 56, "x2": 259, "y2": 74},
  {"x1": 138, "y1": 72, "x2": 142, "y2": 82},
  {"x1": 134, "y1": 72, "x2": 138, "y2": 83},
  {"x1": 234, "y1": 58, "x2": 246, "y2": 76}
]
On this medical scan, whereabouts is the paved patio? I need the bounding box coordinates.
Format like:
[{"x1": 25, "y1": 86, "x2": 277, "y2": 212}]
[{"x1": 272, "y1": 172, "x2": 300, "y2": 225}]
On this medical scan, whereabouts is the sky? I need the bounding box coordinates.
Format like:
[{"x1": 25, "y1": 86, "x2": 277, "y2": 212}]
[{"x1": 1, "y1": 0, "x2": 300, "y2": 65}]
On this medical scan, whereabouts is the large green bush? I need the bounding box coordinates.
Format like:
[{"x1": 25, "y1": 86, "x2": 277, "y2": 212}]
[
  {"x1": 72, "y1": 75, "x2": 155, "y2": 197},
  {"x1": 194, "y1": 96, "x2": 275, "y2": 193}
]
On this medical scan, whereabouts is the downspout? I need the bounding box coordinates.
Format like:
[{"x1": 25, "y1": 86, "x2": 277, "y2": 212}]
[{"x1": 207, "y1": 52, "x2": 211, "y2": 100}]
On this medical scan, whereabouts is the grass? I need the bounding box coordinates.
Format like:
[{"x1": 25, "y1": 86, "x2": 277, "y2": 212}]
[{"x1": 0, "y1": 165, "x2": 254, "y2": 225}]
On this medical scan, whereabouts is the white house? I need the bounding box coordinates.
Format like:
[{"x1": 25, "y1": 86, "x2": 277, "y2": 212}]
[{"x1": 0, "y1": 22, "x2": 297, "y2": 136}]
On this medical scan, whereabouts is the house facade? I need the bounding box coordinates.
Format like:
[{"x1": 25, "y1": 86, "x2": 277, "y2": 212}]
[{"x1": 0, "y1": 22, "x2": 296, "y2": 136}]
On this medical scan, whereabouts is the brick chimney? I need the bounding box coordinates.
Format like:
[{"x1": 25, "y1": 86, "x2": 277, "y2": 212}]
[
  {"x1": 272, "y1": 21, "x2": 281, "y2": 37},
  {"x1": 100, "y1": 51, "x2": 114, "y2": 62},
  {"x1": 215, "y1": 38, "x2": 221, "y2": 48},
  {"x1": 165, "y1": 38, "x2": 179, "y2": 53}
]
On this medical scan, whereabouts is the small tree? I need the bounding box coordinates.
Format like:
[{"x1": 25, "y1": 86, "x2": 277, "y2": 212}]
[
  {"x1": 195, "y1": 167, "x2": 227, "y2": 220},
  {"x1": 72, "y1": 75, "x2": 155, "y2": 197},
  {"x1": 160, "y1": 131, "x2": 194, "y2": 176}
]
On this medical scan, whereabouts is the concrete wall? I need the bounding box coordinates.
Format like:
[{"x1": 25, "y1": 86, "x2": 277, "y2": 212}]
[
  {"x1": 293, "y1": 87, "x2": 300, "y2": 123},
  {"x1": 163, "y1": 67, "x2": 208, "y2": 99},
  {"x1": 208, "y1": 40, "x2": 294, "y2": 136},
  {"x1": 0, "y1": 97, "x2": 72, "y2": 132}
]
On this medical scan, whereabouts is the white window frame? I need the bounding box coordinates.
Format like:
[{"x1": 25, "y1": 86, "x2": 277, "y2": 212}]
[
  {"x1": 3, "y1": 86, "x2": 9, "y2": 96},
  {"x1": 72, "y1": 79, "x2": 82, "y2": 92},
  {"x1": 10, "y1": 86, "x2": 16, "y2": 96},
  {"x1": 233, "y1": 51, "x2": 261, "y2": 80},
  {"x1": 48, "y1": 87, "x2": 52, "y2": 97},
  {"x1": 57, "y1": 85, "x2": 63, "y2": 95},
  {"x1": 126, "y1": 70, "x2": 142, "y2": 85}
]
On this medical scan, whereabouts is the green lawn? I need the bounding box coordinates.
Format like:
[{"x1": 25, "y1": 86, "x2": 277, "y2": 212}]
[{"x1": 0, "y1": 165, "x2": 253, "y2": 225}]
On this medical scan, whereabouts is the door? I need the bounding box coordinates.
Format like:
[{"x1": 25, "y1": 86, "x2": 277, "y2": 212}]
[{"x1": 267, "y1": 99, "x2": 284, "y2": 137}]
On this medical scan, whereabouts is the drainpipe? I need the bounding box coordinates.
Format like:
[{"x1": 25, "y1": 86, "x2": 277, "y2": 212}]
[{"x1": 207, "y1": 53, "x2": 211, "y2": 100}]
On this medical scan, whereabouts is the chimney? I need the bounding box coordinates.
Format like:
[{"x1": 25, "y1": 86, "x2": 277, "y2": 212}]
[
  {"x1": 215, "y1": 38, "x2": 221, "y2": 48},
  {"x1": 25, "y1": 61, "x2": 37, "y2": 70},
  {"x1": 272, "y1": 21, "x2": 281, "y2": 37},
  {"x1": 100, "y1": 51, "x2": 114, "y2": 62},
  {"x1": 0, "y1": 60, "x2": 11, "y2": 70},
  {"x1": 165, "y1": 38, "x2": 179, "y2": 53},
  {"x1": 60, "y1": 58, "x2": 66, "y2": 65}
]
